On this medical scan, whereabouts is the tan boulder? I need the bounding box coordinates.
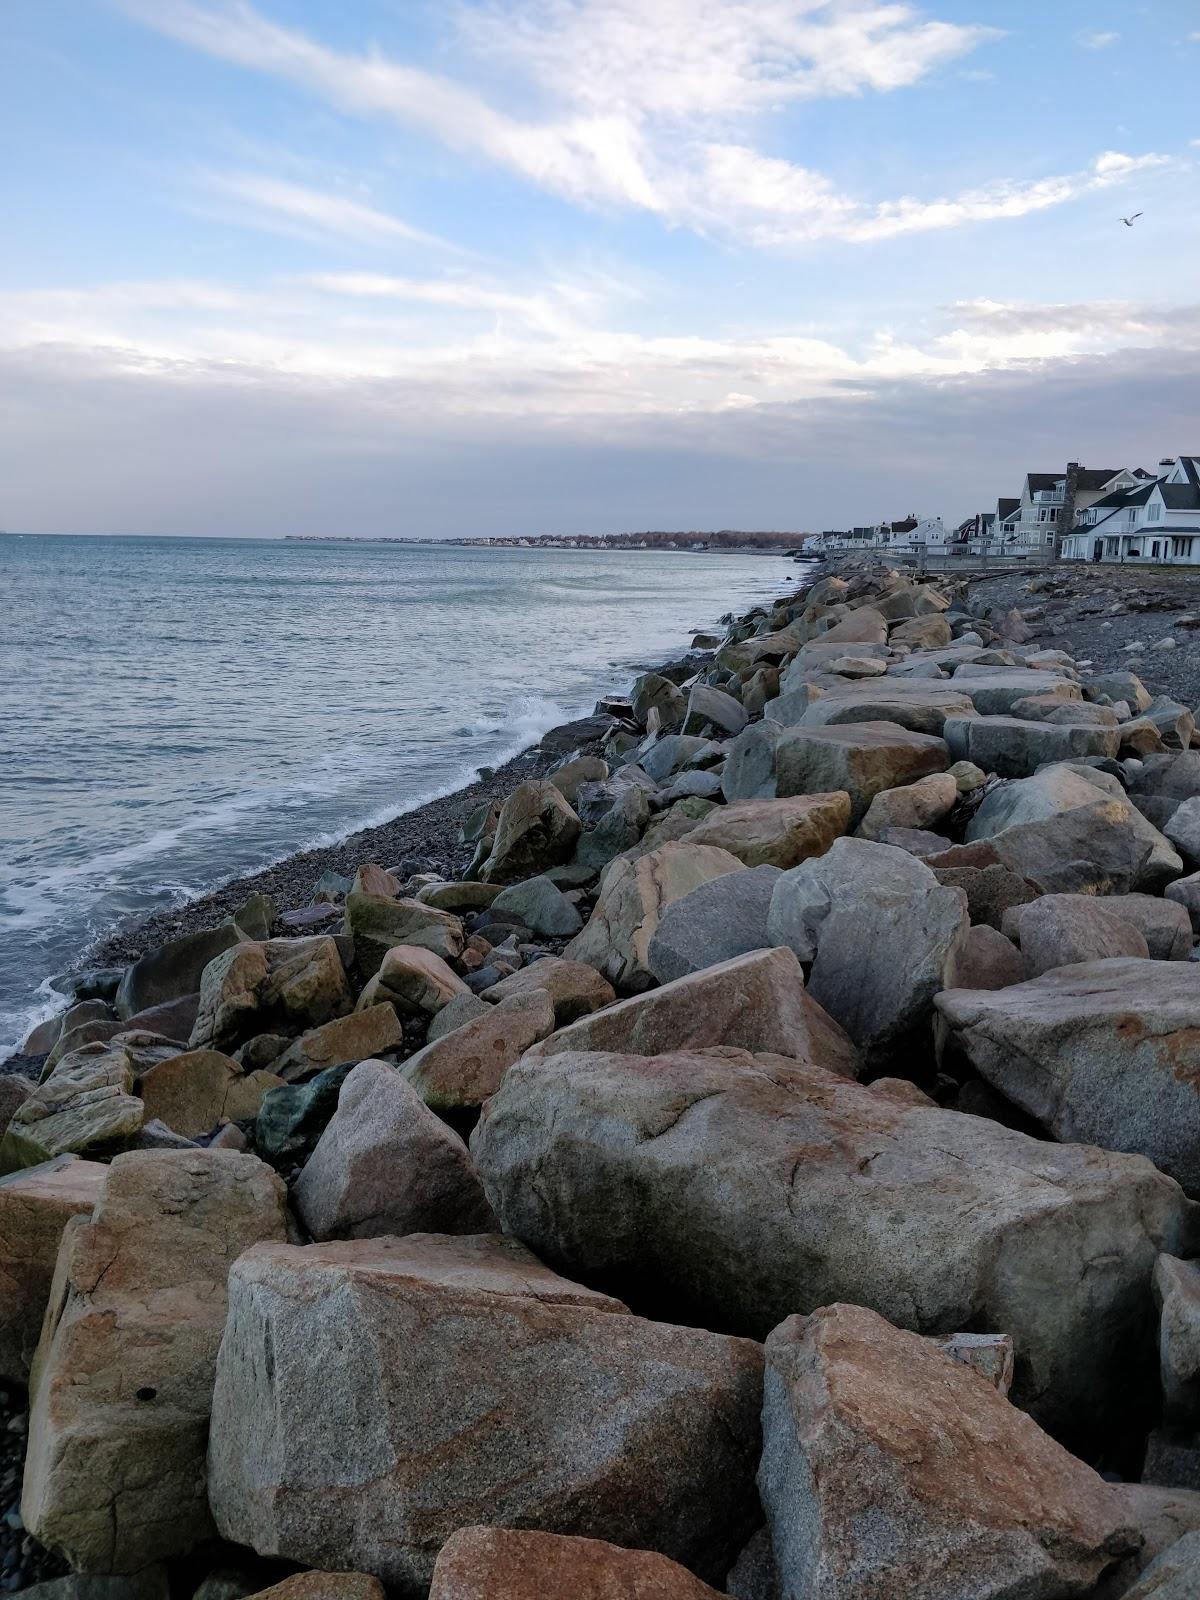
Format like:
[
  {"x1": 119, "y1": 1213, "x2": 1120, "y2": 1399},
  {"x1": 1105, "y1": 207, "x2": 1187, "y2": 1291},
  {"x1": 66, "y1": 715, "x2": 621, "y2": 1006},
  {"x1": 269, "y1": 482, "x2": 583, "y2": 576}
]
[
  {"x1": 857, "y1": 771, "x2": 958, "y2": 842},
  {"x1": 0, "y1": 1045, "x2": 144, "y2": 1172},
  {"x1": 682, "y1": 794, "x2": 850, "y2": 869},
  {"x1": 0, "y1": 1156, "x2": 107, "y2": 1380},
  {"x1": 23, "y1": 1150, "x2": 287, "y2": 1573},
  {"x1": 759, "y1": 1303, "x2": 1136, "y2": 1600},
  {"x1": 429, "y1": 1528, "x2": 726, "y2": 1599},
  {"x1": 355, "y1": 945, "x2": 470, "y2": 1017},
  {"x1": 401, "y1": 991, "x2": 556, "y2": 1111},
  {"x1": 775, "y1": 721, "x2": 949, "y2": 825},
  {"x1": 1000, "y1": 894, "x2": 1149, "y2": 978},
  {"x1": 479, "y1": 781, "x2": 582, "y2": 884},
  {"x1": 208, "y1": 1233, "x2": 763, "y2": 1593},
  {"x1": 566, "y1": 841, "x2": 744, "y2": 992},
  {"x1": 529, "y1": 947, "x2": 859, "y2": 1079},
  {"x1": 249, "y1": 1577, "x2": 385, "y2": 1600},
  {"x1": 481, "y1": 958, "x2": 616, "y2": 1024},
  {"x1": 292, "y1": 1060, "x2": 497, "y2": 1240},
  {"x1": 344, "y1": 897, "x2": 464, "y2": 979},
  {"x1": 270, "y1": 1004, "x2": 404, "y2": 1082},
  {"x1": 189, "y1": 937, "x2": 351, "y2": 1053},
  {"x1": 137, "y1": 1049, "x2": 242, "y2": 1139},
  {"x1": 351, "y1": 862, "x2": 402, "y2": 898}
]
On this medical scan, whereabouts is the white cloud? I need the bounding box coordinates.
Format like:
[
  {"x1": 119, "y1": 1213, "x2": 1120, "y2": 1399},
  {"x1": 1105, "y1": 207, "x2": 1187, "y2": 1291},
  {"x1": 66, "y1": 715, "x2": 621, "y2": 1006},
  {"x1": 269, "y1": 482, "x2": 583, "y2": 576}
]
[
  {"x1": 202, "y1": 173, "x2": 461, "y2": 249},
  {"x1": 1078, "y1": 30, "x2": 1120, "y2": 50}
]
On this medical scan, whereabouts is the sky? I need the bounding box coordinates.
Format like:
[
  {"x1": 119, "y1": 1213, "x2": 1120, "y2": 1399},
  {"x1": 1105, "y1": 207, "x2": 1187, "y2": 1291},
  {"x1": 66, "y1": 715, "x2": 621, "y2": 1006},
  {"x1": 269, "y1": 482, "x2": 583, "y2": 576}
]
[{"x1": 2, "y1": 2, "x2": 1199, "y2": 539}]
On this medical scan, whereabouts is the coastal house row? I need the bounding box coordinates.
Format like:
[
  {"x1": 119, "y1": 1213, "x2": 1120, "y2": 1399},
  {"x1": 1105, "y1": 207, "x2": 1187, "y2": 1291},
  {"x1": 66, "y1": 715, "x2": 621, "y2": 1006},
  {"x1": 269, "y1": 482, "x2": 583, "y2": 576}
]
[
  {"x1": 1059, "y1": 456, "x2": 1200, "y2": 565},
  {"x1": 807, "y1": 516, "x2": 948, "y2": 556}
]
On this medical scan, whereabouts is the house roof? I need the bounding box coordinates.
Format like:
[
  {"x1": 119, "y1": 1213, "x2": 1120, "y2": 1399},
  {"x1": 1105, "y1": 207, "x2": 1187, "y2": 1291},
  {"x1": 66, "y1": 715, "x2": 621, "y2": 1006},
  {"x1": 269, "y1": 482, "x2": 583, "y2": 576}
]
[
  {"x1": 1160, "y1": 484, "x2": 1200, "y2": 509},
  {"x1": 1073, "y1": 468, "x2": 1125, "y2": 490},
  {"x1": 1025, "y1": 473, "x2": 1060, "y2": 492},
  {"x1": 1091, "y1": 483, "x2": 1156, "y2": 509},
  {"x1": 997, "y1": 498, "x2": 1019, "y2": 519}
]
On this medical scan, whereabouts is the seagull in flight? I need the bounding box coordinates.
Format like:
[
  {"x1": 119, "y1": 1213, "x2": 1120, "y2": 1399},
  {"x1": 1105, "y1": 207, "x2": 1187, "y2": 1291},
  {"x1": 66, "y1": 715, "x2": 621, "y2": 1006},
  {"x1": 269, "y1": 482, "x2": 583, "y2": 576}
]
[{"x1": 1120, "y1": 212, "x2": 1143, "y2": 227}]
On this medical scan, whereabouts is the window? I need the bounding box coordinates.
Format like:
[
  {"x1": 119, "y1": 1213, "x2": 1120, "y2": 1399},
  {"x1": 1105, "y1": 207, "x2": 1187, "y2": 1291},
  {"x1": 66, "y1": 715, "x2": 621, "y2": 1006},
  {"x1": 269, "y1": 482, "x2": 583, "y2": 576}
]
[
  {"x1": 1151, "y1": 541, "x2": 1162, "y2": 560},
  {"x1": 1106, "y1": 538, "x2": 1119, "y2": 557},
  {"x1": 1127, "y1": 508, "x2": 1139, "y2": 525},
  {"x1": 1147, "y1": 502, "x2": 1161, "y2": 522},
  {"x1": 1173, "y1": 537, "x2": 1195, "y2": 559}
]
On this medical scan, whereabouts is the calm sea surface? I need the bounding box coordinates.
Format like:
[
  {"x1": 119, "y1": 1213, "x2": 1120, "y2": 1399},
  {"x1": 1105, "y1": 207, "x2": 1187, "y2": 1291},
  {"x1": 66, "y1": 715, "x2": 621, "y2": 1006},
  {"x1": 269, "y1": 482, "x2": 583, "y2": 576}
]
[{"x1": 0, "y1": 534, "x2": 799, "y2": 1053}]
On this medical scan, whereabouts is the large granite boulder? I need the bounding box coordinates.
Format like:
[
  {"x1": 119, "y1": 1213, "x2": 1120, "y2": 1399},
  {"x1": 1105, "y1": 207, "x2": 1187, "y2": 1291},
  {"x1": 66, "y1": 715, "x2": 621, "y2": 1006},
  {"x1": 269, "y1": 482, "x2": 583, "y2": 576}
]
[
  {"x1": 114, "y1": 925, "x2": 243, "y2": 1020},
  {"x1": 429, "y1": 1528, "x2": 726, "y2": 1599},
  {"x1": 401, "y1": 991, "x2": 556, "y2": 1111},
  {"x1": 355, "y1": 945, "x2": 470, "y2": 1018},
  {"x1": 0, "y1": 1044, "x2": 144, "y2": 1172},
  {"x1": 647, "y1": 866, "x2": 781, "y2": 983},
  {"x1": 489, "y1": 875, "x2": 583, "y2": 937},
  {"x1": 857, "y1": 772, "x2": 958, "y2": 842},
  {"x1": 292, "y1": 1060, "x2": 497, "y2": 1240},
  {"x1": 566, "y1": 841, "x2": 743, "y2": 993},
  {"x1": 1117, "y1": 1532, "x2": 1200, "y2": 1600},
  {"x1": 682, "y1": 684, "x2": 747, "y2": 739},
  {"x1": 269, "y1": 1004, "x2": 404, "y2": 1082},
  {"x1": 943, "y1": 714, "x2": 1120, "y2": 777},
  {"x1": 1099, "y1": 893, "x2": 1194, "y2": 960},
  {"x1": 948, "y1": 800, "x2": 1157, "y2": 897},
  {"x1": 796, "y1": 681, "x2": 976, "y2": 736},
  {"x1": 1001, "y1": 894, "x2": 1150, "y2": 978},
  {"x1": 631, "y1": 671, "x2": 687, "y2": 731},
  {"x1": 481, "y1": 958, "x2": 615, "y2": 1024},
  {"x1": 207, "y1": 1234, "x2": 764, "y2": 1593},
  {"x1": 936, "y1": 960, "x2": 1200, "y2": 1192},
  {"x1": 138, "y1": 1048, "x2": 280, "y2": 1138},
  {"x1": 529, "y1": 948, "x2": 859, "y2": 1079},
  {"x1": 189, "y1": 937, "x2": 352, "y2": 1053},
  {"x1": 0, "y1": 1157, "x2": 107, "y2": 1380},
  {"x1": 775, "y1": 722, "x2": 949, "y2": 825},
  {"x1": 1155, "y1": 1254, "x2": 1200, "y2": 1433},
  {"x1": 479, "y1": 782, "x2": 582, "y2": 884},
  {"x1": 682, "y1": 794, "x2": 850, "y2": 869},
  {"x1": 759, "y1": 1303, "x2": 1136, "y2": 1600},
  {"x1": 948, "y1": 668, "x2": 1083, "y2": 715},
  {"x1": 473, "y1": 1047, "x2": 1198, "y2": 1445},
  {"x1": 344, "y1": 896, "x2": 464, "y2": 979},
  {"x1": 721, "y1": 724, "x2": 783, "y2": 801},
  {"x1": 23, "y1": 1150, "x2": 287, "y2": 1573},
  {"x1": 767, "y1": 839, "x2": 968, "y2": 1066},
  {"x1": 967, "y1": 765, "x2": 1181, "y2": 891}
]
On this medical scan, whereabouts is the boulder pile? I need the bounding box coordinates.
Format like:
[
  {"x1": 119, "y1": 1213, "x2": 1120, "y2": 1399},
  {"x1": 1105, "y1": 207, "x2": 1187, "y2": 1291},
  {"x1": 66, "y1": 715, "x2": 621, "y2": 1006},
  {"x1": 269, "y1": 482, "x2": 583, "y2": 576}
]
[{"x1": 6, "y1": 555, "x2": 1200, "y2": 1598}]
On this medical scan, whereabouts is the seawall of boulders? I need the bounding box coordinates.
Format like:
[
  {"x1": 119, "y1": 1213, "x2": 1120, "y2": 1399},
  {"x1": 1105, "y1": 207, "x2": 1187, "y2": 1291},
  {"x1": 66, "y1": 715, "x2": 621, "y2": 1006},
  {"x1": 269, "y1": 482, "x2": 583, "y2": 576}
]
[{"x1": 4, "y1": 556, "x2": 1200, "y2": 1598}]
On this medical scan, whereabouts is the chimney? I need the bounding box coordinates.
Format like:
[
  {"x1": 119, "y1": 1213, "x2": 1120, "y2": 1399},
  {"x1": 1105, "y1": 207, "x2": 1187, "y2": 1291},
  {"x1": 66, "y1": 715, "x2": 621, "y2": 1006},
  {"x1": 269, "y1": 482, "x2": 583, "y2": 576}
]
[{"x1": 1053, "y1": 462, "x2": 1081, "y2": 563}]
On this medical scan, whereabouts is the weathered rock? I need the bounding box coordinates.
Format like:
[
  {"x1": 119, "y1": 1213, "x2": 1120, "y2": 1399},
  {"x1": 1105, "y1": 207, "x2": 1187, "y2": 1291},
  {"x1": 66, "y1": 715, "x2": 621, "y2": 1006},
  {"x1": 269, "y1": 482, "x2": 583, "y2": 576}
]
[
  {"x1": 775, "y1": 722, "x2": 949, "y2": 825},
  {"x1": 1166, "y1": 797, "x2": 1200, "y2": 865},
  {"x1": 931, "y1": 862, "x2": 1040, "y2": 931},
  {"x1": 573, "y1": 784, "x2": 654, "y2": 871},
  {"x1": 114, "y1": 925, "x2": 243, "y2": 1020},
  {"x1": 479, "y1": 782, "x2": 582, "y2": 884},
  {"x1": 679, "y1": 794, "x2": 849, "y2": 871},
  {"x1": 767, "y1": 839, "x2": 968, "y2": 1065},
  {"x1": 230, "y1": 893, "x2": 275, "y2": 941},
  {"x1": 208, "y1": 1234, "x2": 763, "y2": 1593},
  {"x1": 949, "y1": 667, "x2": 1082, "y2": 716},
  {"x1": 954, "y1": 800, "x2": 1159, "y2": 897},
  {"x1": 566, "y1": 841, "x2": 743, "y2": 993},
  {"x1": 1087, "y1": 671, "x2": 1153, "y2": 712},
  {"x1": 1011, "y1": 694, "x2": 1118, "y2": 727},
  {"x1": 682, "y1": 684, "x2": 747, "y2": 739},
  {"x1": 1109, "y1": 1483, "x2": 1200, "y2": 1578},
  {"x1": 23, "y1": 1150, "x2": 287, "y2": 1573},
  {"x1": 1115, "y1": 1530, "x2": 1200, "y2": 1599},
  {"x1": 944, "y1": 713, "x2": 1120, "y2": 777},
  {"x1": 1155, "y1": 1254, "x2": 1200, "y2": 1432},
  {"x1": 428, "y1": 1528, "x2": 726, "y2": 1599},
  {"x1": 1166, "y1": 871, "x2": 1200, "y2": 934},
  {"x1": 255, "y1": 1062, "x2": 353, "y2": 1163},
  {"x1": 190, "y1": 937, "x2": 352, "y2": 1053},
  {"x1": 1098, "y1": 894, "x2": 1194, "y2": 960},
  {"x1": 137, "y1": 1048, "x2": 268, "y2": 1138},
  {"x1": 1001, "y1": 894, "x2": 1150, "y2": 978},
  {"x1": 416, "y1": 881, "x2": 501, "y2": 913},
  {"x1": 550, "y1": 755, "x2": 610, "y2": 804},
  {"x1": 890, "y1": 613, "x2": 954, "y2": 649},
  {"x1": 936, "y1": 960, "x2": 1200, "y2": 1192},
  {"x1": 968, "y1": 765, "x2": 1181, "y2": 891},
  {"x1": 356, "y1": 945, "x2": 470, "y2": 1018},
  {"x1": 481, "y1": 958, "x2": 615, "y2": 1025},
  {"x1": 247, "y1": 1576, "x2": 385, "y2": 1600},
  {"x1": 293, "y1": 1060, "x2": 497, "y2": 1240},
  {"x1": 640, "y1": 736, "x2": 722, "y2": 784},
  {"x1": 1, "y1": 1045, "x2": 144, "y2": 1173},
  {"x1": 530, "y1": 948, "x2": 859, "y2": 1079},
  {"x1": 344, "y1": 896, "x2": 463, "y2": 979},
  {"x1": 953, "y1": 922, "x2": 1025, "y2": 990},
  {"x1": 928, "y1": 1330, "x2": 1015, "y2": 1395},
  {"x1": 473, "y1": 1046, "x2": 1197, "y2": 1443},
  {"x1": 425, "y1": 992, "x2": 494, "y2": 1042},
  {"x1": 0, "y1": 1072, "x2": 32, "y2": 1139},
  {"x1": 721, "y1": 724, "x2": 782, "y2": 801},
  {"x1": 0, "y1": 1156, "x2": 107, "y2": 1380},
  {"x1": 19, "y1": 1575, "x2": 169, "y2": 1600},
  {"x1": 402, "y1": 991, "x2": 556, "y2": 1111},
  {"x1": 646, "y1": 866, "x2": 780, "y2": 983},
  {"x1": 489, "y1": 875, "x2": 583, "y2": 937},
  {"x1": 857, "y1": 772, "x2": 957, "y2": 841},
  {"x1": 122, "y1": 991, "x2": 201, "y2": 1044},
  {"x1": 759, "y1": 1303, "x2": 1136, "y2": 1600},
  {"x1": 1146, "y1": 696, "x2": 1197, "y2": 751},
  {"x1": 269, "y1": 1004, "x2": 404, "y2": 1083},
  {"x1": 795, "y1": 681, "x2": 976, "y2": 737},
  {"x1": 632, "y1": 672, "x2": 688, "y2": 731}
]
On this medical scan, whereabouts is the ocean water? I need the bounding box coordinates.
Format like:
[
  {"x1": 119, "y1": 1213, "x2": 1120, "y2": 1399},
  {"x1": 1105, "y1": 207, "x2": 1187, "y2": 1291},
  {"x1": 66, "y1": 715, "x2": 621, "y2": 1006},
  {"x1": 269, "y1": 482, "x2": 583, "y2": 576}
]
[{"x1": 0, "y1": 534, "x2": 800, "y2": 1055}]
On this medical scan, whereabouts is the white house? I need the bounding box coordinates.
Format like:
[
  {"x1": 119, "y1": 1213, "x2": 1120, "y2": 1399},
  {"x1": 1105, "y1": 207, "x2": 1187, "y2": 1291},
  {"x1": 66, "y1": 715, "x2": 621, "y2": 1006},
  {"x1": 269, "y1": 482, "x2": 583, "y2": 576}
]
[
  {"x1": 996, "y1": 466, "x2": 1151, "y2": 555},
  {"x1": 809, "y1": 516, "x2": 947, "y2": 555},
  {"x1": 1061, "y1": 456, "x2": 1200, "y2": 564}
]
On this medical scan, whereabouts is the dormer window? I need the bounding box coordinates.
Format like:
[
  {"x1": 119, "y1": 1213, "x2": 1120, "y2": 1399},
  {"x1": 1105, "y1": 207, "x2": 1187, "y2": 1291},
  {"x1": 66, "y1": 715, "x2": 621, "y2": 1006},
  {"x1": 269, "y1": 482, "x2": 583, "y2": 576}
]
[{"x1": 1147, "y1": 502, "x2": 1160, "y2": 521}]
